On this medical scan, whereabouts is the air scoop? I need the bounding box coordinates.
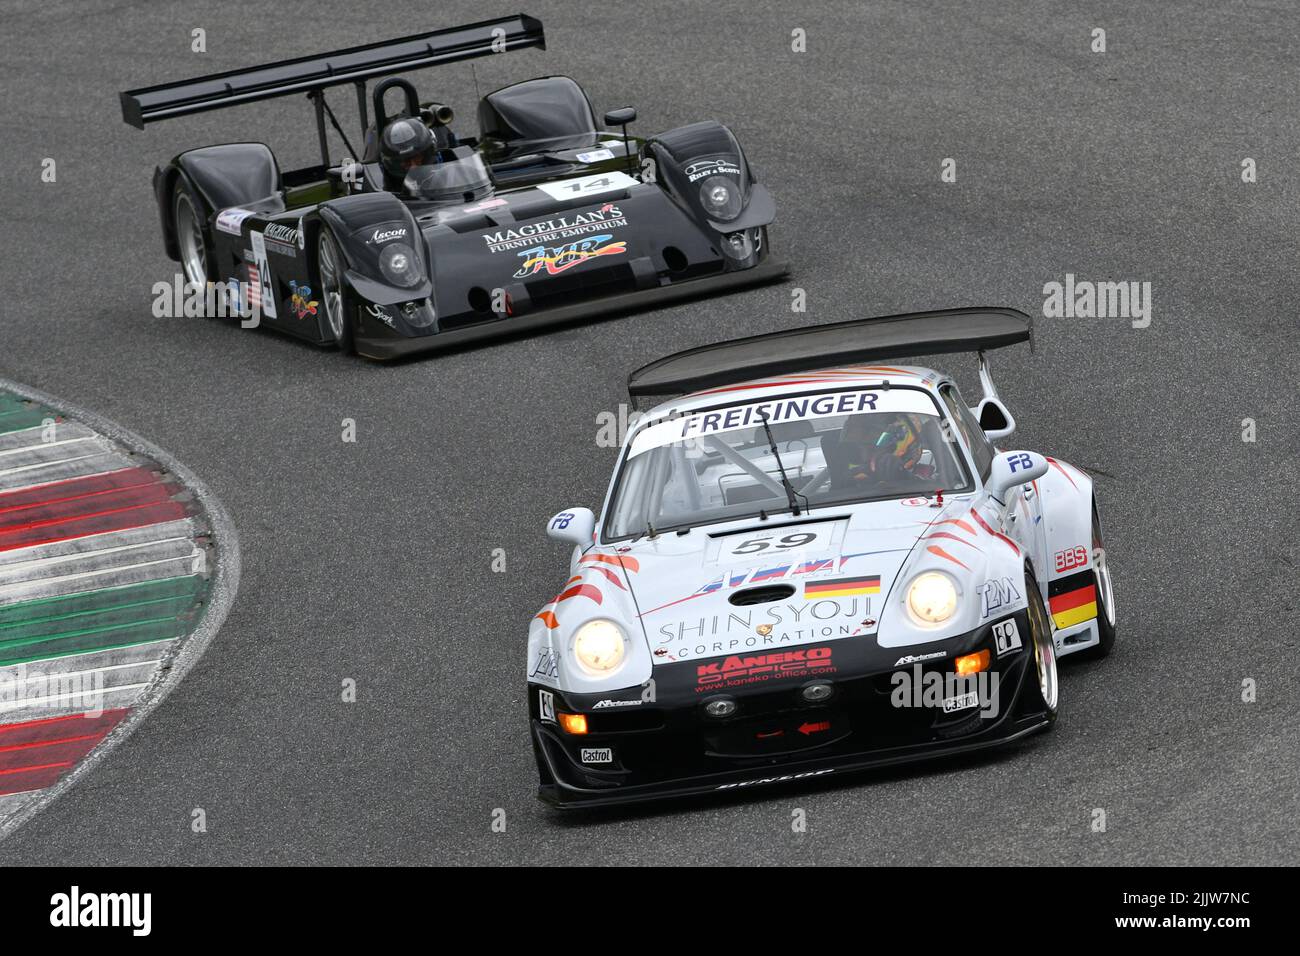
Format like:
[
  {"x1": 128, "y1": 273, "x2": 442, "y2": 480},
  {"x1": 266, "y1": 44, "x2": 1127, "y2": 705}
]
[{"x1": 729, "y1": 584, "x2": 796, "y2": 606}]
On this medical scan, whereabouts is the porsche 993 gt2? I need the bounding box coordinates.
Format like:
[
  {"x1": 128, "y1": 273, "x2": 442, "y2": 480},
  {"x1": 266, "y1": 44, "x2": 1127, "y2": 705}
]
[{"x1": 528, "y1": 308, "x2": 1116, "y2": 807}]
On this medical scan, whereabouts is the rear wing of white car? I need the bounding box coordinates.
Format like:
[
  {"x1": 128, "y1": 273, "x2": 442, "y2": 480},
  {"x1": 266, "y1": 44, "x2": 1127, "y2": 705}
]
[{"x1": 626, "y1": 307, "x2": 1033, "y2": 400}]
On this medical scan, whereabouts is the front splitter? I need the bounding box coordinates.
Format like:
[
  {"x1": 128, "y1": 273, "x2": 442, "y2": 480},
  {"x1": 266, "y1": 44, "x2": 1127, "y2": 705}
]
[{"x1": 355, "y1": 259, "x2": 790, "y2": 361}]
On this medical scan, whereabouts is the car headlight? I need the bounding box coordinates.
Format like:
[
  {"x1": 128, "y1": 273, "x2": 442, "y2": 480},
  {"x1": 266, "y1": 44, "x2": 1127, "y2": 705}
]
[
  {"x1": 698, "y1": 175, "x2": 742, "y2": 220},
  {"x1": 378, "y1": 241, "x2": 422, "y2": 288},
  {"x1": 573, "y1": 619, "x2": 627, "y2": 675},
  {"x1": 399, "y1": 299, "x2": 437, "y2": 329},
  {"x1": 906, "y1": 572, "x2": 958, "y2": 626}
]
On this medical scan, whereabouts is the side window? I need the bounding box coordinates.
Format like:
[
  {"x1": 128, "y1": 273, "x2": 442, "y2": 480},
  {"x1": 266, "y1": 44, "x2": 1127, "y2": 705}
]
[{"x1": 939, "y1": 384, "x2": 995, "y2": 481}]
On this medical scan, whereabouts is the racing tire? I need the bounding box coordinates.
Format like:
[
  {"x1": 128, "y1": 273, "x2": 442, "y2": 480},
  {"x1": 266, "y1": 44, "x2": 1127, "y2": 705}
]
[
  {"x1": 1082, "y1": 500, "x2": 1118, "y2": 658},
  {"x1": 317, "y1": 226, "x2": 356, "y2": 354},
  {"x1": 1022, "y1": 570, "x2": 1059, "y2": 724},
  {"x1": 172, "y1": 177, "x2": 216, "y2": 287}
]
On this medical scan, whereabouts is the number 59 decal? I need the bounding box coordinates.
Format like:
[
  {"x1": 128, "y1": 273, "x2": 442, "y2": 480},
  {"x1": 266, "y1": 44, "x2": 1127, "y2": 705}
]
[{"x1": 730, "y1": 531, "x2": 818, "y2": 556}]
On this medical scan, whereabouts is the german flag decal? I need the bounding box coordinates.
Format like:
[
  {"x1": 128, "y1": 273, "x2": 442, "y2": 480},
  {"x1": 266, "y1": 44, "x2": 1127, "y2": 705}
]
[
  {"x1": 1048, "y1": 570, "x2": 1097, "y2": 630},
  {"x1": 804, "y1": 575, "x2": 881, "y2": 598}
]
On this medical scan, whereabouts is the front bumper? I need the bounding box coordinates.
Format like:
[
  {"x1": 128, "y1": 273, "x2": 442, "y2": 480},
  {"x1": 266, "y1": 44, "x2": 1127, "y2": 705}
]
[
  {"x1": 353, "y1": 258, "x2": 789, "y2": 361},
  {"x1": 532, "y1": 616, "x2": 1050, "y2": 809}
]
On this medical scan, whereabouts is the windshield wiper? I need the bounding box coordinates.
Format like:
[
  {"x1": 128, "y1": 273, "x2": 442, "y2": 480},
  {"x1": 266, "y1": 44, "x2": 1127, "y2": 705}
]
[{"x1": 757, "y1": 413, "x2": 809, "y2": 517}]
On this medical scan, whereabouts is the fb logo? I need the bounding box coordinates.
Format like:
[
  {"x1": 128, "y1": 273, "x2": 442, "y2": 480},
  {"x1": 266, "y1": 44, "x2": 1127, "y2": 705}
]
[
  {"x1": 551, "y1": 512, "x2": 575, "y2": 530},
  {"x1": 1007, "y1": 453, "x2": 1034, "y2": 474}
]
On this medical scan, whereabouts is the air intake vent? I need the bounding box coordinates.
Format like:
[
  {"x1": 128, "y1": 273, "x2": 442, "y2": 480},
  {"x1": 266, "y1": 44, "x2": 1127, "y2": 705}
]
[{"x1": 728, "y1": 584, "x2": 795, "y2": 606}]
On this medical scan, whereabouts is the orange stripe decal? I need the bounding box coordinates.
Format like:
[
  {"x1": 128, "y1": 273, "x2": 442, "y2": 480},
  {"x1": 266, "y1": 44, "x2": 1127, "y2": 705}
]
[
  {"x1": 926, "y1": 544, "x2": 971, "y2": 570},
  {"x1": 924, "y1": 531, "x2": 981, "y2": 549},
  {"x1": 933, "y1": 518, "x2": 977, "y2": 536},
  {"x1": 579, "y1": 553, "x2": 641, "y2": 573},
  {"x1": 587, "y1": 565, "x2": 627, "y2": 590},
  {"x1": 557, "y1": 583, "x2": 603, "y2": 606},
  {"x1": 971, "y1": 509, "x2": 1020, "y2": 556},
  {"x1": 1045, "y1": 457, "x2": 1078, "y2": 489}
]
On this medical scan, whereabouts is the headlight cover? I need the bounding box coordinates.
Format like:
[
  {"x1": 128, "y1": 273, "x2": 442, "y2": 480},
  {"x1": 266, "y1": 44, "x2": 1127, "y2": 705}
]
[
  {"x1": 378, "y1": 241, "x2": 422, "y2": 288},
  {"x1": 573, "y1": 619, "x2": 627, "y2": 675},
  {"x1": 398, "y1": 299, "x2": 437, "y2": 329},
  {"x1": 698, "y1": 175, "x2": 743, "y2": 220},
  {"x1": 906, "y1": 572, "x2": 959, "y2": 626}
]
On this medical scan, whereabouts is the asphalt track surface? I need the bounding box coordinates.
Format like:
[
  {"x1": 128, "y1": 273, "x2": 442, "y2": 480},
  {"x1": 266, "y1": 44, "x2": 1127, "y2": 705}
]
[{"x1": 2, "y1": 0, "x2": 1298, "y2": 865}]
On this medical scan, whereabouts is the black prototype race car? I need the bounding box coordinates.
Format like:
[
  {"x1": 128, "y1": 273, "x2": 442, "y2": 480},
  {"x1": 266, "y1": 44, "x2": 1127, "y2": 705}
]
[{"x1": 120, "y1": 14, "x2": 786, "y2": 360}]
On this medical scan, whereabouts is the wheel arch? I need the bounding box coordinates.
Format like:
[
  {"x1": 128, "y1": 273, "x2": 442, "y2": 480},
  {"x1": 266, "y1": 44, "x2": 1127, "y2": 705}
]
[{"x1": 1037, "y1": 457, "x2": 1095, "y2": 581}]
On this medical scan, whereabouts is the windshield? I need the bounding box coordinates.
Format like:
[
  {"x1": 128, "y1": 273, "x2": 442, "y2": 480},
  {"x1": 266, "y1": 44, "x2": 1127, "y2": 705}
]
[
  {"x1": 603, "y1": 387, "x2": 974, "y2": 541},
  {"x1": 403, "y1": 154, "x2": 492, "y2": 201}
]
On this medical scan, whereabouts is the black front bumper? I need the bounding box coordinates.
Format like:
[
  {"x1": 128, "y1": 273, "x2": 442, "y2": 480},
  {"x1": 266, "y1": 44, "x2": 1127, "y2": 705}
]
[
  {"x1": 353, "y1": 258, "x2": 789, "y2": 361},
  {"x1": 533, "y1": 622, "x2": 1050, "y2": 810}
]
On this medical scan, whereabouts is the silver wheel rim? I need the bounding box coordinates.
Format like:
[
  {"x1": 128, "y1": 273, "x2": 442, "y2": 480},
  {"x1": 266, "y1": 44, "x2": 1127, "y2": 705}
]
[
  {"x1": 175, "y1": 193, "x2": 207, "y2": 285},
  {"x1": 1093, "y1": 517, "x2": 1117, "y2": 628},
  {"x1": 319, "y1": 234, "x2": 345, "y2": 341},
  {"x1": 1031, "y1": 589, "x2": 1058, "y2": 712}
]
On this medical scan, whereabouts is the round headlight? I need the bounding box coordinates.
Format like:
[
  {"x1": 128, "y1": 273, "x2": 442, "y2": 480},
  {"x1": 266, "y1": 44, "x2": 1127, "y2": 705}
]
[
  {"x1": 906, "y1": 572, "x2": 958, "y2": 626},
  {"x1": 573, "y1": 620, "x2": 627, "y2": 675},
  {"x1": 699, "y1": 175, "x2": 742, "y2": 220},
  {"x1": 378, "y1": 241, "x2": 422, "y2": 288},
  {"x1": 400, "y1": 300, "x2": 437, "y2": 329}
]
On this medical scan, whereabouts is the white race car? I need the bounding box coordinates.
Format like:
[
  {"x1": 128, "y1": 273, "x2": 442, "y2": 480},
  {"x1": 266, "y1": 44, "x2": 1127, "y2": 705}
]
[{"x1": 528, "y1": 308, "x2": 1116, "y2": 808}]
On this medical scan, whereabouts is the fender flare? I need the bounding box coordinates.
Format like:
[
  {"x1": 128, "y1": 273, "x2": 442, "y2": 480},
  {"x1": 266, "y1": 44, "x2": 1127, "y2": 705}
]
[
  {"x1": 643, "y1": 121, "x2": 775, "y2": 235},
  {"x1": 1036, "y1": 457, "x2": 1100, "y2": 626},
  {"x1": 155, "y1": 143, "x2": 282, "y2": 259},
  {"x1": 316, "y1": 192, "x2": 434, "y2": 305}
]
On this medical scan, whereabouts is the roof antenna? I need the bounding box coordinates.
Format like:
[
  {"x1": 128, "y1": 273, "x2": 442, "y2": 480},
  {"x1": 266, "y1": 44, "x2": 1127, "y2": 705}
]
[{"x1": 470, "y1": 62, "x2": 482, "y2": 108}]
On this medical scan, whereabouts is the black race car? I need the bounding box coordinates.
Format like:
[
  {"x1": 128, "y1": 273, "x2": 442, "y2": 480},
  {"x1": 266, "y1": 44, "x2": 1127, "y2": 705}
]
[{"x1": 120, "y1": 14, "x2": 786, "y2": 360}]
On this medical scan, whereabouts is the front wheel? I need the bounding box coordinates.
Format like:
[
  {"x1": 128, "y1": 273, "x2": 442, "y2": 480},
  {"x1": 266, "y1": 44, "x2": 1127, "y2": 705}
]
[
  {"x1": 317, "y1": 227, "x2": 355, "y2": 353},
  {"x1": 1022, "y1": 570, "x2": 1059, "y2": 722},
  {"x1": 173, "y1": 177, "x2": 215, "y2": 287},
  {"x1": 1085, "y1": 500, "x2": 1117, "y2": 657}
]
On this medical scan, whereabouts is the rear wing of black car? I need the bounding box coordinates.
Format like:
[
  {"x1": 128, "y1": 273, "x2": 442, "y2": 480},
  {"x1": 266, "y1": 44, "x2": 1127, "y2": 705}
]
[
  {"x1": 120, "y1": 14, "x2": 545, "y2": 128},
  {"x1": 626, "y1": 307, "x2": 1033, "y2": 398},
  {"x1": 120, "y1": 15, "x2": 545, "y2": 172}
]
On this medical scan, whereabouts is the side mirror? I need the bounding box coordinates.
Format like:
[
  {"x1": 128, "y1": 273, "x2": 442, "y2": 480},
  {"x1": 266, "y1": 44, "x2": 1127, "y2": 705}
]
[
  {"x1": 987, "y1": 451, "x2": 1048, "y2": 502},
  {"x1": 546, "y1": 507, "x2": 595, "y2": 547},
  {"x1": 604, "y1": 107, "x2": 637, "y2": 127},
  {"x1": 975, "y1": 397, "x2": 1016, "y2": 440}
]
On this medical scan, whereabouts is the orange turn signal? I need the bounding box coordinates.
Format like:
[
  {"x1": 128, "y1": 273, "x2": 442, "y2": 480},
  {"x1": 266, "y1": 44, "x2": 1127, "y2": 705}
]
[
  {"x1": 557, "y1": 712, "x2": 588, "y2": 735},
  {"x1": 954, "y1": 649, "x2": 991, "y2": 676}
]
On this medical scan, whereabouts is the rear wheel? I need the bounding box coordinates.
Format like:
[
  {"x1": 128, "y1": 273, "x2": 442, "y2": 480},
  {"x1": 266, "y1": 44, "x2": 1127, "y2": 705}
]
[
  {"x1": 1085, "y1": 501, "x2": 1117, "y2": 657},
  {"x1": 172, "y1": 178, "x2": 215, "y2": 286},
  {"x1": 1022, "y1": 570, "x2": 1058, "y2": 722},
  {"x1": 317, "y1": 227, "x2": 354, "y2": 353}
]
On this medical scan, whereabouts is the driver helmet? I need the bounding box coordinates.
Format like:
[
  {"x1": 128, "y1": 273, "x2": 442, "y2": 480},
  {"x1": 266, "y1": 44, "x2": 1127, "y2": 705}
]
[
  {"x1": 871, "y1": 414, "x2": 922, "y2": 468},
  {"x1": 379, "y1": 118, "x2": 437, "y2": 181},
  {"x1": 841, "y1": 413, "x2": 923, "y2": 479}
]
